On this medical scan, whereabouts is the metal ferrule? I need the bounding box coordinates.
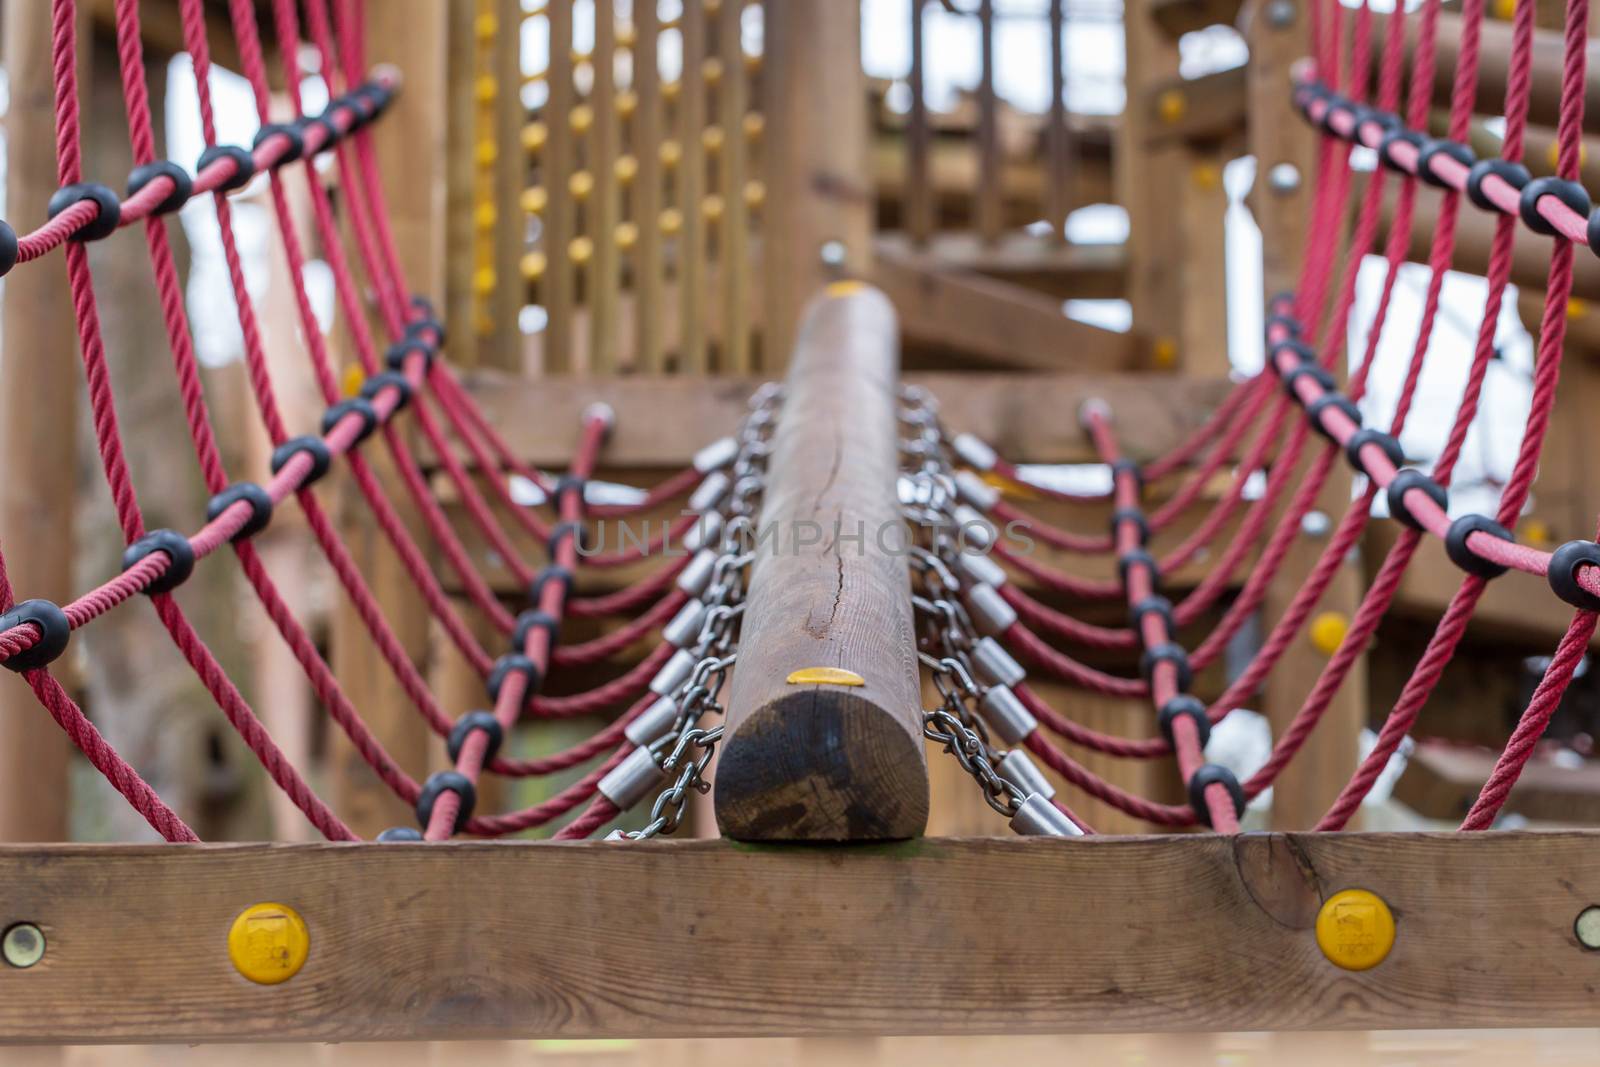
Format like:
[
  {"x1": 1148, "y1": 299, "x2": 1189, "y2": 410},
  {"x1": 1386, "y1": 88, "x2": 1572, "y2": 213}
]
[
  {"x1": 954, "y1": 548, "x2": 1007, "y2": 590},
  {"x1": 952, "y1": 504, "x2": 996, "y2": 549},
  {"x1": 954, "y1": 469, "x2": 1000, "y2": 512},
  {"x1": 663, "y1": 599, "x2": 709, "y2": 649},
  {"x1": 964, "y1": 582, "x2": 1017, "y2": 635},
  {"x1": 649, "y1": 648, "x2": 699, "y2": 697},
  {"x1": 692, "y1": 436, "x2": 739, "y2": 473},
  {"x1": 676, "y1": 549, "x2": 718, "y2": 597},
  {"x1": 681, "y1": 510, "x2": 723, "y2": 554},
  {"x1": 971, "y1": 636, "x2": 1026, "y2": 689},
  {"x1": 688, "y1": 471, "x2": 733, "y2": 513},
  {"x1": 598, "y1": 745, "x2": 668, "y2": 810},
  {"x1": 978, "y1": 683, "x2": 1037, "y2": 744},
  {"x1": 995, "y1": 749, "x2": 1054, "y2": 801},
  {"x1": 624, "y1": 695, "x2": 682, "y2": 747},
  {"x1": 1009, "y1": 791, "x2": 1084, "y2": 836},
  {"x1": 952, "y1": 432, "x2": 998, "y2": 472}
]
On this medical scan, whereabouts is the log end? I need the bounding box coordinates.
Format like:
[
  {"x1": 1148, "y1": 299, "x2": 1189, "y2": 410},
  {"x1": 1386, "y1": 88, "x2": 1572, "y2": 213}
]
[{"x1": 713, "y1": 687, "x2": 930, "y2": 841}]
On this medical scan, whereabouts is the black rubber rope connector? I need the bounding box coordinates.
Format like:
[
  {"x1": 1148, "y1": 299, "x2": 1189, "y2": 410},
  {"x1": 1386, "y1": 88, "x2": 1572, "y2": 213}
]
[
  {"x1": 0, "y1": 220, "x2": 18, "y2": 278},
  {"x1": 1187, "y1": 764, "x2": 1247, "y2": 828},
  {"x1": 270, "y1": 434, "x2": 333, "y2": 489},
  {"x1": 47, "y1": 182, "x2": 122, "y2": 242},
  {"x1": 0, "y1": 599, "x2": 71, "y2": 672},
  {"x1": 1138, "y1": 642, "x2": 1193, "y2": 692},
  {"x1": 196, "y1": 144, "x2": 256, "y2": 193},
  {"x1": 320, "y1": 397, "x2": 380, "y2": 444},
  {"x1": 1519, "y1": 176, "x2": 1590, "y2": 238},
  {"x1": 1547, "y1": 540, "x2": 1600, "y2": 611},
  {"x1": 486, "y1": 652, "x2": 542, "y2": 704},
  {"x1": 126, "y1": 161, "x2": 194, "y2": 217},
  {"x1": 1445, "y1": 513, "x2": 1515, "y2": 580},
  {"x1": 1158, "y1": 694, "x2": 1211, "y2": 752},
  {"x1": 1344, "y1": 427, "x2": 1404, "y2": 477},
  {"x1": 415, "y1": 771, "x2": 476, "y2": 835},
  {"x1": 206, "y1": 482, "x2": 274, "y2": 543},
  {"x1": 1465, "y1": 157, "x2": 1530, "y2": 213},
  {"x1": 121, "y1": 529, "x2": 197, "y2": 595},
  {"x1": 447, "y1": 710, "x2": 505, "y2": 765},
  {"x1": 1385, "y1": 468, "x2": 1448, "y2": 531}
]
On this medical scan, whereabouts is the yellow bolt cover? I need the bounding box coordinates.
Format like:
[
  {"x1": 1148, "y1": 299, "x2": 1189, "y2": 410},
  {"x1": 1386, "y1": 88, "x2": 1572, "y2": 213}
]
[
  {"x1": 1568, "y1": 297, "x2": 1589, "y2": 320},
  {"x1": 522, "y1": 122, "x2": 548, "y2": 154},
  {"x1": 702, "y1": 126, "x2": 726, "y2": 153},
  {"x1": 476, "y1": 140, "x2": 498, "y2": 167},
  {"x1": 660, "y1": 207, "x2": 684, "y2": 235},
  {"x1": 702, "y1": 194, "x2": 725, "y2": 221},
  {"x1": 474, "y1": 267, "x2": 497, "y2": 294},
  {"x1": 1152, "y1": 336, "x2": 1178, "y2": 367},
  {"x1": 1521, "y1": 517, "x2": 1553, "y2": 546},
  {"x1": 702, "y1": 58, "x2": 725, "y2": 85},
  {"x1": 569, "y1": 236, "x2": 595, "y2": 264},
  {"x1": 744, "y1": 179, "x2": 766, "y2": 207},
  {"x1": 660, "y1": 140, "x2": 683, "y2": 167},
  {"x1": 786, "y1": 666, "x2": 866, "y2": 686},
  {"x1": 617, "y1": 91, "x2": 638, "y2": 117},
  {"x1": 569, "y1": 170, "x2": 595, "y2": 199},
  {"x1": 662, "y1": 79, "x2": 681, "y2": 101},
  {"x1": 1315, "y1": 889, "x2": 1395, "y2": 971},
  {"x1": 1492, "y1": 0, "x2": 1516, "y2": 18},
  {"x1": 1157, "y1": 89, "x2": 1187, "y2": 125},
  {"x1": 615, "y1": 155, "x2": 639, "y2": 183},
  {"x1": 228, "y1": 902, "x2": 309, "y2": 985},
  {"x1": 521, "y1": 186, "x2": 549, "y2": 215},
  {"x1": 1192, "y1": 162, "x2": 1221, "y2": 191},
  {"x1": 571, "y1": 105, "x2": 594, "y2": 133},
  {"x1": 474, "y1": 13, "x2": 497, "y2": 40},
  {"x1": 742, "y1": 112, "x2": 765, "y2": 140},
  {"x1": 475, "y1": 76, "x2": 497, "y2": 103},
  {"x1": 474, "y1": 203, "x2": 497, "y2": 230},
  {"x1": 341, "y1": 365, "x2": 365, "y2": 398},
  {"x1": 1547, "y1": 139, "x2": 1588, "y2": 170},
  {"x1": 1309, "y1": 611, "x2": 1349, "y2": 655},
  {"x1": 615, "y1": 222, "x2": 640, "y2": 250},
  {"x1": 520, "y1": 251, "x2": 547, "y2": 281}
]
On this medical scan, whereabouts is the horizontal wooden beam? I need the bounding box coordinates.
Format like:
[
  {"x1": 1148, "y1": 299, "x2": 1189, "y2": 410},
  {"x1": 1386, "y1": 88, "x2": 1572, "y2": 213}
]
[
  {"x1": 430, "y1": 370, "x2": 1230, "y2": 469},
  {"x1": 876, "y1": 232, "x2": 1127, "y2": 301},
  {"x1": 1394, "y1": 742, "x2": 1600, "y2": 825},
  {"x1": 6, "y1": 834, "x2": 1600, "y2": 1041},
  {"x1": 1144, "y1": 66, "x2": 1249, "y2": 146},
  {"x1": 1149, "y1": 0, "x2": 1245, "y2": 37}
]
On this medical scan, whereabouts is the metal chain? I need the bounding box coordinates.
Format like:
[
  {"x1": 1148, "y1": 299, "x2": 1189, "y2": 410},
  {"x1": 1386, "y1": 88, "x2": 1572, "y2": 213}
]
[{"x1": 601, "y1": 385, "x2": 783, "y2": 840}]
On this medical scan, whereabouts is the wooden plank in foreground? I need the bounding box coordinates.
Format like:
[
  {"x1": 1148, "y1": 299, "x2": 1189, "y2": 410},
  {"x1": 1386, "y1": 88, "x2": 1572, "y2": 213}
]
[
  {"x1": 435, "y1": 370, "x2": 1231, "y2": 468},
  {"x1": 3, "y1": 834, "x2": 1600, "y2": 1041}
]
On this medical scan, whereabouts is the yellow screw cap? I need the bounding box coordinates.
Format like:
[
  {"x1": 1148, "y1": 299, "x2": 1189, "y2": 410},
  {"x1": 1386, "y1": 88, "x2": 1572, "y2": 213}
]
[
  {"x1": 1192, "y1": 162, "x2": 1221, "y2": 191},
  {"x1": 702, "y1": 125, "x2": 726, "y2": 153},
  {"x1": 1521, "y1": 517, "x2": 1553, "y2": 546},
  {"x1": 1152, "y1": 336, "x2": 1178, "y2": 367},
  {"x1": 1308, "y1": 611, "x2": 1349, "y2": 656},
  {"x1": 702, "y1": 194, "x2": 725, "y2": 221},
  {"x1": 1315, "y1": 889, "x2": 1395, "y2": 971},
  {"x1": 228, "y1": 902, "x2": 309, "y2": 985},
  {"x1": 474, "y1": 267, "x2": 497, "y2": 294},
  {"x1": 827, "y1": 280, "x2": 868, "y2": 297},
  {"x1": 475, "y1": 140, "x2": 498, "y2": 167},
  {"x1": 786, "y1": 666, "x2": 865, "y2": 686},
  {"x1": 617, "y1": 90, "x2": 638, "y2": 117},
  {"x1": 521, "y1": 185, "x2": 549, "y2": 215},
  {"x1": 341, "y1": 365, "x2": 365, "y2": 398},
  {"x1": 571, "y1": 105, "x2": 594, "y2": 134},
  {"x1": 1492, "y1": 0, "x2": 1516, "y2": 18},
  {"x1": 474, "y1": 13, "x2": 497, "y2": 40},
  {"x1": 615, "y1": 155, "x2": 639, "y2": 184},
  {"x1": 569, "y1": 170, "x2": 595, "y2": 199},
  {"x1": 569, "y1": 236, "x2": 595, "y2": 264},
  {"x1": 475, "y1": 76, "x2": 497, "y2": 103},
  {"x1": 702, "y1": 57, "x2": 724, "y2": 85},
  {"x1": 1157, "y1": 89, "x2": 1187, "y2": 125},
  {"x1": 522, "y1": 122, "x2": 548, "y2": 154},
  {"x1": 520, "y1": 251, "x2": 547, "y2": 281},
  {"x1": 743, "y1": 112, "x2": 765, "y2": 140},
  {"x1": 615, "y1": 221, "x2": 640, "y2": 250},
  {"x1": 474, "y1": 203, "x2": 497, "y2": 230},
  {"x1": 744, "y1": 179, "x2": 766, "y2": 207},
  {"x1": 660, "y1": 207, "x2": 684, "y2": 235},
  {"x1": 1568, "y1": 297, "x2": 1589, "y2": 320},
  {"x1": 659, "y1": 140, "x2": 682, "y2": 167}
]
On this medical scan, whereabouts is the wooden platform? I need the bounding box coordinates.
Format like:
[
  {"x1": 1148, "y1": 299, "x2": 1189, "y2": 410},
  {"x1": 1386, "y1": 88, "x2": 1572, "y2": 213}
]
[{"x1": 4, "y1": 833, "x2": 1600, "y2": 1042}]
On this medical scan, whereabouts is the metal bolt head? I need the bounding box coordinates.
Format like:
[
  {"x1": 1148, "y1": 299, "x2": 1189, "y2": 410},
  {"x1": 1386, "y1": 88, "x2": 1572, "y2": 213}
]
[
  {"x1": 1301, "y1": 509, "x2": 1332, "y2": 538},
  {"x1": 1266, "y1": 0, "x2": 1297, "y2": 28},
  {"x1": 1268, "y1": 162, "x2": 1302, "y2": 194},
  {"x1": 819, "y1": 239, "x2": 848, "y2": 268},
  {"x1": 2, "y1": 923, "x2": 44, "y2": 968},
  {"x1": 1576, "y1": 906, "x2": 1600, "y2": 949}
]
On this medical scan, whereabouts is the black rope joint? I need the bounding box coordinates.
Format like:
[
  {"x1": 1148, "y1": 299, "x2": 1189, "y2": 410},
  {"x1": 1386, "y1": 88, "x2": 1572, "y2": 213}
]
[
  {"x1": 1351, "y1": 106, "x2": 1400, "y2": 138},
  {"x1": 1158, "y1": 694, "x2": 1211, "y2": 752},
  {"x1": 530, "y1": 564, "x2": 576, "y2": 606},
  {"x1": 1188, "y1": 763, "x2": 1247, "y2": 828},
  {"x1": 1306, "y1": 393, "x2": 1361, "y2": 442},
  {"x1": 1267, "y1": 340, "x2": 1316, "y2": 374},
  {"x1": 47, "y1": 182, "x2": 121, "y2": 242},
  {"x1": 1377, "y1": 128, "x2": 1425, "y2": 173},
  {"x1": 253, "y1": 122, "x2": 306, "y2": 166},
  {"x1": 196, "y1": 144, "x2": 256, "y2": 193},
  {"x1": 296, "y1": 113, "x2": 340, "y2": 157},
  {"x1": 385, "y1": 338, "x2": 435, "y2": 375},
  {"x1": 1117, "y1": 547, "x2": 1159, "y2": 590},
  {"x1": 1110, "y1": 458, "x2": 1142, "y2": 492},
  {"x1": 1139, "y1": 641, "x2": 1193, "y2": 692},
  {"x1": 206, "y1": 482, "x2": 274, "y2": 543},
  {"x1": 1466, "y1": 157, "x2": 1530, "y2": 213},
  {"x1": 1416, "y1": 138, "x2": 1475, "y2": 189},
  {"x1": 121, "y1": 529, "x2": 196, "y2": 595},
  {"x1": 1547, "y1": 540, "x2": 1600, "y2": 611},
  {"x1": 0, "y1": 599, "x2": 70, "y2": 672},
  {"x1": 1385, "y1": 468, "x2": 1448, "y2": 531},
  {"x1": 0, "y1": 220, "x2": 17, "y2": 278},
  {"x1": 270, "y1": 434, "x2": 333, "y2": 489},
  {"x1": 1281, "y1": 361, "x2": 1335, "y2": 401},
  {"x1": 1520, "y1": 176, "x2": 1590, "y2": 238},
  {"x1": 513, "y1": 609, "x2": 562, "y2": 651},
  {"x1": 126, "y1": 161, "x2": 193, "y2": 217},
  {"x1": 486, "y1": 652, "x2": 542, "y2": 704},
  {"x1": 547, "y1": 520, "x2": 585, "y2": 558},
  {"x1": 415, "y1": 770, "x2": 476, "y2": 834},
  {"x1": 447, "y1": 710, "x2": 505, "y2": 765},
  {"x1": 1109, "y1": 506, "x2": 1149, "y2": 546},
  {"x1": 554, "y1": 474, "x2": 587, "y2": 512},
  {"x1": 1264, "y1": 313, "x2": 1302, "y2": 339},
  {"x1": 320, "y1": 397, "x2": 380, "y2": 444},
  {"x1": 405, "y1": 316, "x2": 447, "y2": 349},
  {"x1": 1321, "y1": 97, "x2": 1357, "y2": 137},
  {"x1": 1445, "y1": 513, "x2": 1515, "y2": 579},
  {"x1": 360, "y1": 370, "x2": 414, "y2": 413},
  {"x1": 1128, "y1": 594, "x2": 1175, "y2": 636},
  {"x1": 1344, "y1": 427, "x2": 1404, "y2": 477},
  {"x1": 1267, "y1": 291, "x2": 1297, "y2": 319}
]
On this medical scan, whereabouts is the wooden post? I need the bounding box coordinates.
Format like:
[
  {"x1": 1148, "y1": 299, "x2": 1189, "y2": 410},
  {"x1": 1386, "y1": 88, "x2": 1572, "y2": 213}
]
[
  {"x1": 761, "y1": 0, "x2": 871, "y2": 370},
  {"x1": 0, "y1": 0, "x2": 81, "y2": 843},
  {"x1": 1246, "y1": 0, "x2": 1366, "y2": 830},
  {"x1": 714, "y1": 285, "x2": 929, "y2": 841}
]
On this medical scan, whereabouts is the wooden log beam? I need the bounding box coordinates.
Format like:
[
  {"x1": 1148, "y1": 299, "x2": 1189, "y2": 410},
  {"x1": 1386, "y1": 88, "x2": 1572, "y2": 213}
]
[
  {"x1": 1393, "y1": 742, "x2": 1600, "y2": 824},
  {"x1": 1143, "y1": 66, "x2": 1249, "y2": 147},
  {"x1": 433, "y1": 369, "x2": 1232, "y2": 468},
  {"x1": 8, "y1": 833, "x2": 1600, "y2": 1040},
  {"x1": 714, "y1": 286, "x2": 929, "y2": 841}
]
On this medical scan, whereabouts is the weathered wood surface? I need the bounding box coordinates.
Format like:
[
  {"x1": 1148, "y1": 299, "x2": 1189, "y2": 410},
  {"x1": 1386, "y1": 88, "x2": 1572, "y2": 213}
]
[
  {"x1": 715, "y1": 286, "x2": 928, "y2": 841},
  {"x1": 435, "y1": 369, "x2": 1231, "y2": 469},
  {"x1": 1394, "y1": 743, "x2": 1600, "y2": 824},
  {"x1": 5, "y1": 833, "x2": 1600, "y2": 1041}
]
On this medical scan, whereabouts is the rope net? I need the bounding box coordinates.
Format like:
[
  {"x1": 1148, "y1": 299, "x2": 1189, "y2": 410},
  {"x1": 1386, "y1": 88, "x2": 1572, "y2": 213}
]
[{"x1": 0, "y1": 0, "x2": 1593, "y2": 843}]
